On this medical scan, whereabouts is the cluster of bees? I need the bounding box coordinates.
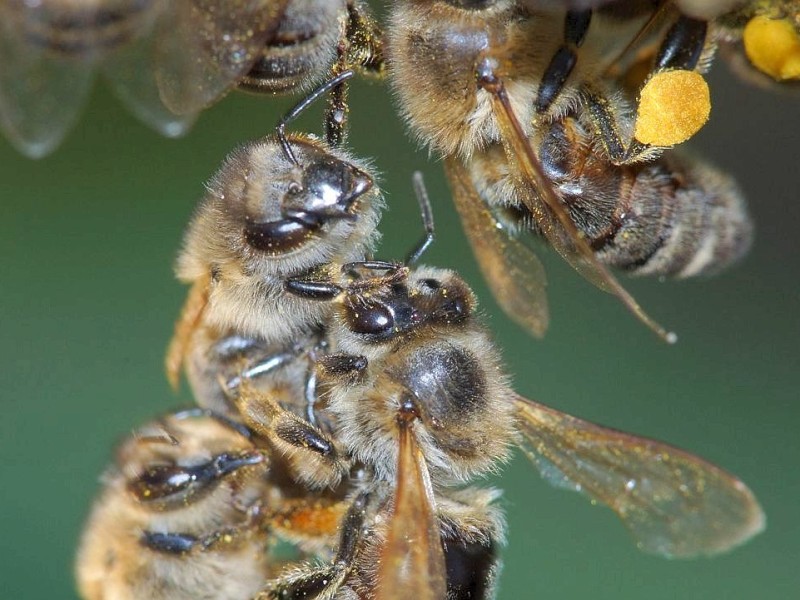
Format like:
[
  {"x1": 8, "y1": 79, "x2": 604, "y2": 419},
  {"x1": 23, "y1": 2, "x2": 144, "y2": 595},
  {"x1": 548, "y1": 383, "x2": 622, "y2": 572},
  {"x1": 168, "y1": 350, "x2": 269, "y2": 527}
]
[{"x1": 4, "y1": 0, "x2": 791, "y2": 597}]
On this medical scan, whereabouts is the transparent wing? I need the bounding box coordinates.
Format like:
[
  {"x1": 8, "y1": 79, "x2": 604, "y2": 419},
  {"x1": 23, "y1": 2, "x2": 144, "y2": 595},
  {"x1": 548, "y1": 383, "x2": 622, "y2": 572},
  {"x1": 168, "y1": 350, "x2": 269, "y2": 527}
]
[
  {"x1": 377, "y1": 420, "x2": 447, "y2": 600},
  {"x1": 165, "y1": 278, "x2": 209, "y2": 391},
  {"x1": 515, "y1": 394, "x2": 765, "y2": 558},
  {"x1": 155, "y1": 0, "x2": 290, "y2": 115},
  {"x1": 103, "y1": 2, "x2": 197, "y2": 138},
  {"x1": 444, "y1": 156, "x2": 549, "y2": 338},
  {"x1": 481, "y1": 69, "x2": 675, "y2": 343},
  {"x1": 0, "y1": 7, "x2": 94, "y2": 158}
]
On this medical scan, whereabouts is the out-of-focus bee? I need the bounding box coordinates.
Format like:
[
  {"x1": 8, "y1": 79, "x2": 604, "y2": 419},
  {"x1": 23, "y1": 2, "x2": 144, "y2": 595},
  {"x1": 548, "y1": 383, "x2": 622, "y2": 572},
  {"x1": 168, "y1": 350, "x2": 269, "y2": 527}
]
[
  {"x1": 386, "y1": 0, "x2": 755, "y2": 342},
  {"x1": 523, "y1": 1, "x2": 800, "y2": 86},
  {"x1": 274, "y1": 260, "x2": 765, "y2": 598},
  {"x1": 0, "y1": 0, "x2": 383, "y2": 157},
  {"x1": 713, "y1": 1, "x2": 800, "y2": 88},
  {"x1": 75, "y1": 407, "x2": 357, "y2": 600},
  {"x1": 165, "y1": 71, "x2": 384, "y2": 420},
  {"x1": 0, "y1": 0, "x2": 189, "y2": 158}
]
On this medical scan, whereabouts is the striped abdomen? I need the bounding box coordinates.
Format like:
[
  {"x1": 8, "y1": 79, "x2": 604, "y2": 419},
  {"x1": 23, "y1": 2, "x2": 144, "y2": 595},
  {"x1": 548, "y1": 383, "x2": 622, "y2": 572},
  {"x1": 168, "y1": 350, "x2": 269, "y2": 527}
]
[
  {"x1": 541, "y1": 118, "x2": 752, "y2": 278},
  {"x1": 2, "y1": 0, "x2": 158, "y2": 57}
]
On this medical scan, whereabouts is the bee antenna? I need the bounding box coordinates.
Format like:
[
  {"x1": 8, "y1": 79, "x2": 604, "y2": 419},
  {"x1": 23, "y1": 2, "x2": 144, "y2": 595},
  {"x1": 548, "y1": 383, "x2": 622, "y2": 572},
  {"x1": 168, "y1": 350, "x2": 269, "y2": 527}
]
[
  {"x1": 405, "y1": 171, "x2": 435, "y2": 265},
  {"x1": 275, "y1": 70, "x2": 356, "y2": 165}
]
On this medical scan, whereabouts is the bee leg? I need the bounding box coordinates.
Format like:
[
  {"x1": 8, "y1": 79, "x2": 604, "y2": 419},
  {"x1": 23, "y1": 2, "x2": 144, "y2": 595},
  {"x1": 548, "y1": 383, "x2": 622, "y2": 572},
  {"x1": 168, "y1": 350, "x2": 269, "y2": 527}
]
[
  {"x1": 325, "y1": 41, "x2": 351, "y2": 148},
  {"x1": 345, "y1": 1, "x2": 385, "y2": 78},
  {"x1": 128, "y1": 450, "x2": 265, "y2": 506},
  {"x1": 535, "y1": 9, "x2": 593, "y2": 113},
  {"x1": 222, "y1": 346, "x2": 302, "y2": 395},
  {"x1": 324, "y1": 1, "x2": 385, "y2": 147},
  {"x1": 141, "y1": 514, "x2": 263, "y2": 556},
  {"x1": 316, "y1": 353, "x2": 368, "y2": 386},
  {"x1": 584, "y1": 14, "x2": 714, "y2": 164},
  {"x1": 653, "y1": 14, "x2": 709, "y2": 73},
  {"x1": 140, "y1": 531, "x2": 200, "y2": 555},
  {"x1": 236, "y1": 385, "x2": 346, "y2": 488},
  {"x1": 171, "y1": 407, "x2": 254, "y2": 440},
  {"x1": 259, "y1": 492, "x2": 370, "y2": 599},
  {"x1": 581, "y1": 86, "x2": 632, "y2": 163},
  {"x1": 276, "y1": 71, "x2": 355, "y2": 165},
  {"x1": 284, "y1": 276, "x2": 342, "y2": 299}
]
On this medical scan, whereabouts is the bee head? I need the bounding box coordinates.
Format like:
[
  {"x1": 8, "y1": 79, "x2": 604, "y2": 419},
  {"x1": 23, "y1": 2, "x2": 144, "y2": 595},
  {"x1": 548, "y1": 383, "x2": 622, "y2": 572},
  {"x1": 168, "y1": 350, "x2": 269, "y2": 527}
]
[
  {"x1": 337, "y1": 266, "x2": 475, "y2": 347},
  {"x1": 178, "y1": 135, "x2": 382, "y2": 283},
  {"x1": 242, "y1": 137, "x2": 374, "y2": 256}
]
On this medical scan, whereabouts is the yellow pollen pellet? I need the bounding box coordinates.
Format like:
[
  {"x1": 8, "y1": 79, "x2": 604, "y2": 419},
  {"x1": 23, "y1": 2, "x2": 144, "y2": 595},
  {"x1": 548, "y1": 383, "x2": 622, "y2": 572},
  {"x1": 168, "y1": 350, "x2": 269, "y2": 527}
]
[
  {"x1": 743, "y1": 15, "x2": 800, "y2": 81},
  {"x1": 634, "y1": 70, "x2": 711, "y2": 146}
]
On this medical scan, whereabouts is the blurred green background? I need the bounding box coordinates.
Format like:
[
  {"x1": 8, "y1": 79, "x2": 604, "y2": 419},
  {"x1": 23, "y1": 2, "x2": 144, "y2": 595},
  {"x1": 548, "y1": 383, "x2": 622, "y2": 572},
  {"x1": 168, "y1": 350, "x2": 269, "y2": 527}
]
[{"x1": 0, "y1": 26, "x2": 798, "y2": 600}]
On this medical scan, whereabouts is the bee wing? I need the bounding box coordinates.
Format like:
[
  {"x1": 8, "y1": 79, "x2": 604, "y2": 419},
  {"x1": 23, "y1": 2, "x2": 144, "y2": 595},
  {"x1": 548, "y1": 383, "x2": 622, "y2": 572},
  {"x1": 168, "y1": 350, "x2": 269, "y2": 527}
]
[
  {"x1": 444, "y1": 156, "x2": 549, "y2": 338},
  {"x1": 514, "y1": 394, "x2": 765, "y2": 558},
  {"x1": 0, "y1": 11, "x2": 93, "y2": 158},
  {"x1": 165, "y1": 277, "x2": 210, "y2": 391},
  {"x1": 377, "y1": 420, "x2": 447, "y2": 600},
  {"x1": 483, "y1": 74, "x2": 674, "y2": 342},
  {"x1": 154, "y1": 0, "x2": 290, "y2": 115},
  {"x1": 102, "y1": 5, "x2": 197, "y2": 138}
]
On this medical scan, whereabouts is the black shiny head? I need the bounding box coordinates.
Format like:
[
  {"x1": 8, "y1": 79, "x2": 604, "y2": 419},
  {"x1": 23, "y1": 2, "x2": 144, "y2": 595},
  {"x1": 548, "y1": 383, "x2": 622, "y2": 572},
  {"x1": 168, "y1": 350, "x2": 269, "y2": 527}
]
[
  {"x1": 244, "y1": 150, "x2": 373, "y2": 256},
  {"x1": 341, "y1": 270, "x2": 474, "y2": 343}
]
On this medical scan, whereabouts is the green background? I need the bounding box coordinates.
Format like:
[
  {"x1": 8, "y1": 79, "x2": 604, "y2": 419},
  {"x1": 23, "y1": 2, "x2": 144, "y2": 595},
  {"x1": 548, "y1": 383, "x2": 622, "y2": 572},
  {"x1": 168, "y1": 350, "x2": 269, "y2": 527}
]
[{"x1": 0, "y1": 30, "x2": 798, "y2": 600}]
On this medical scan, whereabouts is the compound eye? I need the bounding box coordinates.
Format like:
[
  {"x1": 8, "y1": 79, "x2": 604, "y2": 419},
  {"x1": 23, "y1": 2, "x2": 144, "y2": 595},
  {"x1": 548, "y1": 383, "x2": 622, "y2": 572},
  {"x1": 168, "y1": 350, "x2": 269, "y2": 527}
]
[
  {"x1": 346, "y1": 299, "x2": 395, "y2": 337},
  {"x1": 434, "y1": 289, "x2": 470, "y2": 324}
]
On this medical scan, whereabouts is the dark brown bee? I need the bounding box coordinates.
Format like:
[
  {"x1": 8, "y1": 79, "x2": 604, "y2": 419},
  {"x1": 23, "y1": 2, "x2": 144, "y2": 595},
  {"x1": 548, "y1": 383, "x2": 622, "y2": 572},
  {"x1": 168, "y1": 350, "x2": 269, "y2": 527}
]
[{"x1": 386, "y1": 0, "x2": 754, "y2": 342}]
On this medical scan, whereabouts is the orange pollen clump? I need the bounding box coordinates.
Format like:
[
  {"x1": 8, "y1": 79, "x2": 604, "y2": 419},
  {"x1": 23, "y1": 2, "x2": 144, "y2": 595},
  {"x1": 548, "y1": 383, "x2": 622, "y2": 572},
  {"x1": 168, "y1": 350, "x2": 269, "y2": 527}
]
[
  {"x1": 634, "y1": 70, "x2": 711, "y2": 146},
  {"x1": 743, "y1": 15, "x2": 800, "y2": 81}
]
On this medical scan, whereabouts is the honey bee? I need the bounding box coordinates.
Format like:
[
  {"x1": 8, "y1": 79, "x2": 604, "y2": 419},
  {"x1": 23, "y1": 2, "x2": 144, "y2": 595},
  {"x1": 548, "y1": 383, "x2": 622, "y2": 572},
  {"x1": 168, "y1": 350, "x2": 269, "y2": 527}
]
[
  {"x1": 75, "y1": 406, "x2": 359, "y2": 600},
  {"x1": 529, "y1": 1, "x2": 800, "y2": 86},
  {"x1": 165, "y1": 71, "x2": 384, "y2": 420},
  {"x1": 0, "y1": 0, "x2": 383, "y2": 157},
  {"x1": 75, "y1": 169, "x2": 437, "y2": 599},
  {"x1": 271, "y1": 260, "x2": 765, "y2": 598},
  {"x1": 713, "y1": 0, "x2": 800, "y2": 87},
  {"x1": 386, "y1": 0, "x2": 754, "y2": 342},
  {"x1": 75, "y1": 410, "x2": 272, "y2": 600},
  {"x1": 0, "y1": 0, "x2": 190, "y2": 158}
]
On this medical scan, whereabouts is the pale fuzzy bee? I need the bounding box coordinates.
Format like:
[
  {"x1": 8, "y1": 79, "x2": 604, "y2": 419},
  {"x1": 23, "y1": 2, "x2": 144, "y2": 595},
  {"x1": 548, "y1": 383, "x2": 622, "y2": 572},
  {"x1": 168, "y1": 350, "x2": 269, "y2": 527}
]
[
  {"x1": 272, "y1": 262, "x2": 765, "y2": 598},
  {"x1": 75, "y1": 412, "x2": 271, "y2": 600},
  {"x1": 76, "y1": 407, "x2": 359, "y2": 600},
  {"x1": 386, "y1": 0, "x2": 755, "y2": 342},
  {"x1": 165, "y1": 73, "x2": 384, "y2": 418}
]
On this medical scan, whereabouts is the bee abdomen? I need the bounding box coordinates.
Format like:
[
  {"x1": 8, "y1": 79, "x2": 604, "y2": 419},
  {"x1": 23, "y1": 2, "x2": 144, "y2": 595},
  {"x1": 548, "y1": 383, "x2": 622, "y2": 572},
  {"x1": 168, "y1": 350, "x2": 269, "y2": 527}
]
[
  {"x1": 3, "y1": 0, "x2": 157, "y2": 58},
  {"x1": 589, "y1": 156, "x2": 753, "y2": 278}
]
